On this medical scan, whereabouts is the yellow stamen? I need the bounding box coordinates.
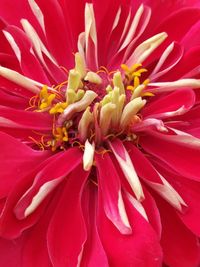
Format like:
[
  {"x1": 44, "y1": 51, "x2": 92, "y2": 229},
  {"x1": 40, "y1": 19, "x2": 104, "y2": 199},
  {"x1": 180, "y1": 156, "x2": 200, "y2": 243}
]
[
  {"x1": 49, "y1": 102, "x2": 68, "y2": 114},
  {"x1": 38, "y1": 85, "x2": 56, "y2": 110},
  {"x1": 141, "y1": 92, "x2": 155, "y2": 97}
]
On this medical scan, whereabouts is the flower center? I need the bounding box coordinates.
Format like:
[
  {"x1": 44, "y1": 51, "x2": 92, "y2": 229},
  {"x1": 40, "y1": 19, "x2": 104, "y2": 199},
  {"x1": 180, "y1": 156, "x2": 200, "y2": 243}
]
[{"x1": 30, "y1": 53, "x2": 152, "y2": 151}]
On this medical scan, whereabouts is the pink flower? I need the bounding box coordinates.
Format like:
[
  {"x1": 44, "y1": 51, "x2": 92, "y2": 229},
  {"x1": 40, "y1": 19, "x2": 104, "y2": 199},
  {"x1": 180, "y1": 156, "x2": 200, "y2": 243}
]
[{"x1": 1, "y1": 0, "x2": 200, "y2": 266}]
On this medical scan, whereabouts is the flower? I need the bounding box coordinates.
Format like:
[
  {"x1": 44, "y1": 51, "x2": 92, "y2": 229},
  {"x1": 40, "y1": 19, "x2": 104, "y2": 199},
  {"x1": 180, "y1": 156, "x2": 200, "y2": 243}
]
[{"x1": 1, "y1": 0, "x2": 200, "y2": 266}]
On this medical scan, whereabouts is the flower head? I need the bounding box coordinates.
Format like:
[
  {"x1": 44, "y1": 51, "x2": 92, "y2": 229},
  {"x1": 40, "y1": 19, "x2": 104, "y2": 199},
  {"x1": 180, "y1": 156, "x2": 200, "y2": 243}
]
[{"x1": 1, "y1": 1, "x2": 200, "y2": 266}]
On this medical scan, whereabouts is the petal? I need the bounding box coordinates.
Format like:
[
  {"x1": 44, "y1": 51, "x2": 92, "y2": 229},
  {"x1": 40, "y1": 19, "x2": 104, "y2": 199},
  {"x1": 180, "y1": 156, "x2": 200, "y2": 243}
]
[
  {"x1": 14, "y1": 147, "x2": 82, "y2": 219},
  {"x1": 155, "y1": 8, "x2": 200, "y2": 45},
  {"x1": 0, "y1": 131, "x2": 50, "y2": 198},
  {"x1": 97, "y1": 190, "x2": 162, "y2": 267},
  {"x1": 142, "y1": 88, "x2": 195, "y2": 119},
  {"x1": 153, "y1": 160, "x2": 200, "y2": 237},
  {"x1": 0, "y1": 105, "x2": 52, "y2": 131},
  {"x1": 3, "y1": 25, "x2": 50, "y2": 84},
  {"x1": 21, "y1": 185, "x2": 63, "y2": 267},
  {"x1": 0, "y1": 148, "x2": 82, "y2": 238},
  {"x1": 95, "y1": 152, "x2": 132, "y2": 235},
  {"x1": 155, "y1": 195, "x2": 200, "y2": 267},
  {"x1": 80, "y1": 182, "x2": 109, "y2": 267},
  {"x1": 33, "y1": 0, "x2": 73, "y2": 67},
  {"x1": 47, "y1": 165, "x2": 88, "y2": 267},
  {"x1": 0, "y1": 236, "x2": 24, "y2": 267},
  {"x1": 140, "y1": 130, "x2": 200, "y2": 181},
  {"x1": 109, "y1": 139, "x2": 144, "y2": 201}
]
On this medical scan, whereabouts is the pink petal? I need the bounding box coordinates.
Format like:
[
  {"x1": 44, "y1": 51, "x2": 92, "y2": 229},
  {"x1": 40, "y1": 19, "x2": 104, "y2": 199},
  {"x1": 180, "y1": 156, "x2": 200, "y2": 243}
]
[
  {"x1": 142, "y1": 88, "x2": 195, "y2": 119},
  {"x1": 14, "y1": 147, "x2": 82, "y2": 220},
  {"x1": 4, "y1": 25, "x2": 50, "y2": 84},
  {"x1": 125, "y1": 142, "x2": 163, "y2": 184},
  {"x1": 140, "y1": 130, "x2": 200, "y2": 181},
  {"x1": 0, "y1": 155, "x2": 56, "y2": 238},
  {"x1": 155, "y1": 195, "x2": 200, "y2": 267},
  {"x1": 155, "y1": 8, "x2": 200, "y2": 45},
  {"x1": 80, "y1": 182, "x2": 109, "y2": 267},
  {"x1": 21, "y1": 185, "x2": 64, "y2": 267},
  {"x1": 0, "y1": 105, "x2": 52, "y2": 131},
  {"x1": 95, "y1": 152, "x2": 132, "y2": 235},
  {"x1": 153, "y1": 160, "x2": 200, "y2": 237},
  {"x1": 97, "y1": 190, "x2": 162, "y2": 267},
  {"x1": 0, "y1": 132, "x2": 50, "y2": 198},
  {"x1": 0, "y1": 237, "x2": 24, "y2": 267},
  {"x1": 0, "y1": 88, "x2": 27, "y2": 109},
  {"x1": 34, "y1": 0, "x2": 73, "y2": 68},
  {"x1": 47, "y1": 165, "x2": 89, "y2": 267}
]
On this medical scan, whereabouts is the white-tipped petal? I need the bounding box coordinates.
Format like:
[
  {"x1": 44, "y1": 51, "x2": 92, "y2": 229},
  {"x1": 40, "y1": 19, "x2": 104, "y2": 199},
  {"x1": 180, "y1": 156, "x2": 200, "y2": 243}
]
[
  {"x1": 3, "y1": 31, "x2": 21, "y2": 62},
  {"x1": 85, "y1": 3, "x2": 98, "y2": 68},
  {"x1": 28, "y1": 0, "x2": 45, "y2": 33},
  {"x1": 21, "y1": 19, "x2": 58, "y2": 67},
  {"x1": 149, "y1": 79, "x2": 200, "y2": 92},
  {"x1": 112, "y1": 7, "x2": 121, "y2": 31},
  {"x1": 83, "y1": 139, "x2": 95, "y2": 171},
  {"x1": 126, "y1": 192, "x2": 149, "y2": 221},
  {"x1": 119, "y1": 4, "x2": 144, "y2": 52},
  {"x1": 118, "y1": 191, "x2": 131, "y2": 228},
  {"x1": 24, "y1": 178, "x2": 63, "y2": 217},
  {"x1": 109, "y1": 140, "x2": 144, "y2": 201},
  {"x1": 146, "y1": 173, "x2": 187, "y2": 211},
  {"x1": 0, "y1": 66, "x2": 40, "y2": 94},
  {"x1": 127, "y1": 32, "x2": 167, "y2": 64}
]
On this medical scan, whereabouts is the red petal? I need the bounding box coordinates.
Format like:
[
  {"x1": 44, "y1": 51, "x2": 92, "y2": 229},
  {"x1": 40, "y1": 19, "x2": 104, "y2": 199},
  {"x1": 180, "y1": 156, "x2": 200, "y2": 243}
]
[
  {"x1": 0, "y1": 105, "x2": 52, "y2": 131},
  {"x1": 140, "y1": 130, "x2": 200, "y2": 181},
  {"x1": 0, "y1": 131, "x2": 50, "y2": 198},
  {"x1": 80, "y1": 182, "x2": 109, "y2": 267},
  {"x1": 34, "y1": 0, "x2": 73, "y2": 67},
  {"x1": 153, "y1": 160, "x2": 200, "y2": 237},
  {"x1": 142, "y1": 88, "x2": 195, "y2": 119},
  {"x1": 0, "y1": 237, "x2": 24, "y2": 267},
  {"x1": 21, "y1": 185, "x2": 64, "y2": 267},
  {"x1": 47, "y1": 165, "x2": 89, "y2": 267},
  {"x1": 97, "y1": 191, "x2": 162, "y2": 267},
  {"x1": 4, "y1": 25, "x2": 50, "y2": 84},
  {"x1": 155, "y1": 195, "x2": 200, "y2": 267},
  {"x1": 0, "y1": 148, "x2": 82, "y2": 238},
  {"x1": 96, "y1": 152, "x2": 132, "y2": 235}
]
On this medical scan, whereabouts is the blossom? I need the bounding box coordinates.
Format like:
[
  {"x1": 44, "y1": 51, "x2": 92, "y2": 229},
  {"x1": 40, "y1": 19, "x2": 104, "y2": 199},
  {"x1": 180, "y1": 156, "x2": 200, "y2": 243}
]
[{"x1": 1, "y1": 0, "x2": 200, "y2": 266}]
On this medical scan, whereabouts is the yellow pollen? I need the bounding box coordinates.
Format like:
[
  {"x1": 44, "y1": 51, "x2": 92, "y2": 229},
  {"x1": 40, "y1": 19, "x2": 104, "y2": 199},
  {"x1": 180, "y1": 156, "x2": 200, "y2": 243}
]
[
  {"x1": 50, "y1": 126, "x2": 69, "y2": 151},
  {"x1": 39, "y1": 85, "x2": 56, "y2": 110},
  {"x1": 49, "y1": 102, "x2": 68, "y2": 114}
]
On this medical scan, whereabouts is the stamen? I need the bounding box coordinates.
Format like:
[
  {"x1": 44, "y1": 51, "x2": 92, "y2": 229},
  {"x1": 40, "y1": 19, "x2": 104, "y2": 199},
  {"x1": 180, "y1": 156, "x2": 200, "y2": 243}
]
[
  {"x1": 120, "y1": 97, "x2": 146, "y2": 129},
  {"x1": 100, "y1": 103, "x2": 116, "y2": 136},
  {"x1": 49, "y1": 102, "x2": 68, "y2": 114},
  {"x1": 38, "y1": 85, "x2": 56, "y2": 110},
  {"x1": 66, "y1": 69, "x2": 82, "y2": 93},
  {"x1": 74, "y1": 52, "x2": 86, "y2": 78},
  {"x1": 113, "y1": 72, "x2": 125, "y2": 94},
  {"x1": 84, "y1": 71, "x2": 102, "y2": 84},
  {"x1": 58, "y1": 90, "x2": 97, "y2": 125},
  {"x1": 78, "y1": 107, "x2": 94, "y2": 142}
]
